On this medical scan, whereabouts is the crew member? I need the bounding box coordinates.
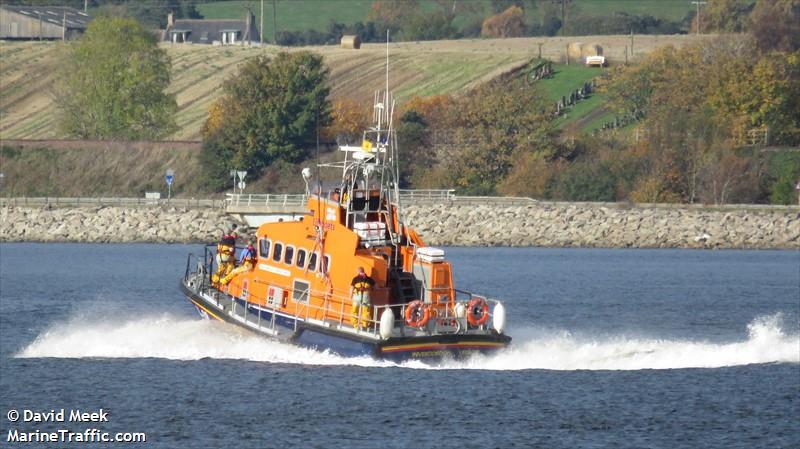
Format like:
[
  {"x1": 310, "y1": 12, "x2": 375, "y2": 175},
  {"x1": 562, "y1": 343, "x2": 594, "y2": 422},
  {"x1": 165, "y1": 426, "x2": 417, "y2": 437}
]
[
  {"x1": 221, "y1": 240, "x2": 256, "y2": 285},
  {"x1": 211, "y1": 231, "x2": 237, "y2": 287},
  {"x1": 349, "y1": 266, "x2": 375, "y2": 329}
]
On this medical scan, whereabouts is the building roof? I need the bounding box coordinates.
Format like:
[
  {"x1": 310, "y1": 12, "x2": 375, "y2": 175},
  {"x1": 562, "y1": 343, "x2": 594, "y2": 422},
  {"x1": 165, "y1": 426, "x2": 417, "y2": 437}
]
[
  {"x1": 167, "y1": 19, "x2": 259, "y2": 44},
  {"x1": 0, "y1": 5, "x2": 91, "y2": 29}
]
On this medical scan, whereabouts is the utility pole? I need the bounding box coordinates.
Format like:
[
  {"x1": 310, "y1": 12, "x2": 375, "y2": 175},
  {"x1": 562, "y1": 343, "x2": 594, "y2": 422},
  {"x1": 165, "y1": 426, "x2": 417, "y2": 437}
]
[
  {"x1": 630, "y1": 29, "x2": 634, "y2": 60},
  {"x1": 84, "y1": 0, "x2": 88, "y2": 13},
  {"x1": 272, "y1": 0, "x2": 277, "y2": 45},
  {"x1": 690, "y1": 1, "x2": 707, "y2": 35},
  {"x1": 62, "y1": 9, "x2": 66, "y2": 41},
  {"x1": 561, "y1": 0, "x2": 566, "y2": 36},
  {"x1": 260, "y1": 0, "x2": 264, "y2": 45}
]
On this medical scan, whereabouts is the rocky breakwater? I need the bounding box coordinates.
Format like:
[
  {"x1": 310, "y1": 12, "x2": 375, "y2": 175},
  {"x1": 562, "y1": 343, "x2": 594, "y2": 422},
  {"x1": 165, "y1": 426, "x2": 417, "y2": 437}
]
[
  {"x1": 0, "y1": 206, "x2": 239, "y2": 243},
  {"x1": 1, "y1": 203, "x2": 798, "y2": 248},
  {"x1": 403, "y1": 203, "x2": 800, "y2": 249}
]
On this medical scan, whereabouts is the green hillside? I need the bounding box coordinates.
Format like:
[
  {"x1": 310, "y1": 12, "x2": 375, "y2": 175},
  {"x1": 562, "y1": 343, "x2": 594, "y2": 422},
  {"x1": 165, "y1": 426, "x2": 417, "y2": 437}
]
[
  {"x1": 197, "y1": 0, "x2": 375, "y2": 37},
  {"x1": 198, "y1": 0, "x2": 692, "y2": 37},
  {"x1": 574, "y1": 0, "x2": 693, "y2": 21}
]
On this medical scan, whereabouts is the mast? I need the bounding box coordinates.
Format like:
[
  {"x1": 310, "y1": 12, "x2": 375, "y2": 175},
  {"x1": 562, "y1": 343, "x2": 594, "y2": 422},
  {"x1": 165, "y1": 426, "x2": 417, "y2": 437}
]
[{"x1": 315, "y1": 28, "x2": 405, "y2": 265}]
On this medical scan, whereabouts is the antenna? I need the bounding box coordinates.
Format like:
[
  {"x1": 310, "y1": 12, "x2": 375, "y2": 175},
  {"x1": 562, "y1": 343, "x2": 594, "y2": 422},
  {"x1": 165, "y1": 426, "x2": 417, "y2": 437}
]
[{"x1": 385, "y1": 29, "x2": 389, "y2": 95}]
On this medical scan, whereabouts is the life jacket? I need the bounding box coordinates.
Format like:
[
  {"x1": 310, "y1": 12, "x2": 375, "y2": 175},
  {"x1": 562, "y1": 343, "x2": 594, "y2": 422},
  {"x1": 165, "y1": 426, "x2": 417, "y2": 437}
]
[
  {"x1": 221, "y1": 234, "x2": 236, "y2": 247},
  {"x1": 352, "y1": 275, "x2": 373, "y2": 293},
  {"x1": 217, "y1": 233, "x2": 235, "y2": 259},
  {"x1": 242, "y1": 245, "x2": 256, "y2": 264}
]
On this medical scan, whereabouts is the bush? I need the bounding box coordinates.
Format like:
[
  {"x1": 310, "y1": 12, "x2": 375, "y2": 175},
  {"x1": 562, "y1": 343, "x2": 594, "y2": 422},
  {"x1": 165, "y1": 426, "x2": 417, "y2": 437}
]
[
  {"x1": 201, "y1": 52, "x2": 331, "y2": 191},
  {"x1": 764, "y1": 152, "x2": 800, "y2": 204},
  {"x1": 549, "y1": 160, "x2": 617, "y2": 202}
]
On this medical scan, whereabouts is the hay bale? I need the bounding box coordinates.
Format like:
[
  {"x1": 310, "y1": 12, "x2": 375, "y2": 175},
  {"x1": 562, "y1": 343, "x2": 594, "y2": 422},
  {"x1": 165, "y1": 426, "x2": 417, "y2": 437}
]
[
  {"x1": 567, "y1": 42, "x2": 583, "y2": 60},
  {"x1": 340, "y1": 35, "x2": 361, "y2": 50},
  {"x1": 580, "y1": 43, "x2": 603, "y2": 58}
]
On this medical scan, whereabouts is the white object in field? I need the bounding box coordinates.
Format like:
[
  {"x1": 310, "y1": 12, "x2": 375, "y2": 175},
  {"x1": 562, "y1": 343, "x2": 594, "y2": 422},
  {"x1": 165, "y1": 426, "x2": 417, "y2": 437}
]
[
  {"x1": 301, "y1": 167, "x2": 312, "y2": 180},
  {"x1": 585, "y1": 56, "x2": 606, "y2": 67},
  {"x1": 417, "y1": 247, "x2": 445, "y2": 263},
  {"x1": 493, "y1": 302, "x2": 506, "y2": 334},
  {"x1": 379, "y1": 308, "x2": 394, "y2": 339},
  {"x1": 694, "y1": 233, "x2": 711, "y2": 242}
]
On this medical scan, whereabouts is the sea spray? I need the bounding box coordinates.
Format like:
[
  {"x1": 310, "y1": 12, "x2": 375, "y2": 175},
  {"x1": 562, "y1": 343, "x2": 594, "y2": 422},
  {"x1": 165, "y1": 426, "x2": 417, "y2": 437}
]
[
  {"x1": 16, "y1": 314, "x2": 388, "y2": 367},
  {"x1": 18, "y1": 313, "x2": 798, "y2": 371}
]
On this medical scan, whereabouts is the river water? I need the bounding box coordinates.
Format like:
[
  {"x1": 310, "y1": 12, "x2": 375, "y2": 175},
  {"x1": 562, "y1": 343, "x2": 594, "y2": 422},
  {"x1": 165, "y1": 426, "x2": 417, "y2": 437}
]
[{"x1": 0, "y1": 243, "x2": 798, "y2": 448}]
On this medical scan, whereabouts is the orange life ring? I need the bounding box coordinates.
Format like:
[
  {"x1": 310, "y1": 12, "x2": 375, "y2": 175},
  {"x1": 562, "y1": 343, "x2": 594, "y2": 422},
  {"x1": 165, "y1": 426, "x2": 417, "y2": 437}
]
[
  {"x1": 405, "y1": 300, "x2": 431, "y2": 328},
  {"x1": 467, "y1": 297, "x2": 490, "y2": 326}
]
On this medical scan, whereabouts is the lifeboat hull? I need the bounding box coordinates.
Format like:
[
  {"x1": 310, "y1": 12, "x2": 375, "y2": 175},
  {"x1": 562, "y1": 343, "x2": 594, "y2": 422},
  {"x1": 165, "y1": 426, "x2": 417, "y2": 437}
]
[{"x1": 181, "y1": 278, "x2": 510, "y2": 362}]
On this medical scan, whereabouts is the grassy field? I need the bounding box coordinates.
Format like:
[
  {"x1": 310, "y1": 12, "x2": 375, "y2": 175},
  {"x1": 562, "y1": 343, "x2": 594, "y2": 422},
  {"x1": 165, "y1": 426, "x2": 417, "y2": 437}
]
[
  {"x1": 197, "y1": 0, "x2": 693, "y2": 37},
  {"x1": 539, "y1": 64, "x2": 604, "y2": 102},
  {"x1": 0, "y1": 142, "x2": 206, "y2": 197},
  {"x1": 574, "y1": 0, "x2": 693, "y2": 21},
  {"x1": 197, "y1": 0, "x2": 375, "y2": 39},
  {"x1": 0, "y1": 34, "x2": 707, "y2": 140}
]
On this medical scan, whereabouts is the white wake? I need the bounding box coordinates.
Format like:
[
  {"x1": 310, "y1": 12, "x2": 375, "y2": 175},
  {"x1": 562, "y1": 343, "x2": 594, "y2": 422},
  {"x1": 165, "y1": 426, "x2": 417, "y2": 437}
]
[
  {"x1": 17, "y1": 313, "x2": 799, "y2": 371},
  {"x1": 440, "y1": 314, "x2": 800, "y2": 371},
  {"x1": 17, "y1": 314, "x2": 389, "y2": 367}
]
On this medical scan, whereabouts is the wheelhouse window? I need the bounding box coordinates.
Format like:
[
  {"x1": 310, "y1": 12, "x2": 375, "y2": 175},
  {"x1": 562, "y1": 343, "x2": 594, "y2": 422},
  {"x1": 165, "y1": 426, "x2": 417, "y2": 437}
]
[
  {"x1": 259, "y1": 239, "x2": 270, "y2": 259},
  {"x1": 321, "y1": 255, "x2": 331, "y2": 274},
  {"x1": 307, "y1": 252, "x2": 318, "y2": 272},
  {"x1": 296, "y1": 249, "x2": 307, "y2": 269},
  {"x1": 284, "y1": 246, "x2": 295, "y2": 265},
  {"x1": 272, "y1": 242, "x2": 283, "y2": 262},
  {"x1": 292, "y1": 279, "x2": 310, "y2": 303}
]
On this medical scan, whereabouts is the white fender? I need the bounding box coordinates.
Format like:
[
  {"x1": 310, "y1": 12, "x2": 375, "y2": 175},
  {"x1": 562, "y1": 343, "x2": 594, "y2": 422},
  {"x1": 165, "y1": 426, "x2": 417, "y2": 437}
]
[
  {"x1": 493, "y1": 302, "x2": 506, "y2": 334},
  {"x1": 379, "y1": 308, "x2": 395, "y2": 340},
  {"x1": 454, "y1": 302, "x2": 466, "y2": 318}
]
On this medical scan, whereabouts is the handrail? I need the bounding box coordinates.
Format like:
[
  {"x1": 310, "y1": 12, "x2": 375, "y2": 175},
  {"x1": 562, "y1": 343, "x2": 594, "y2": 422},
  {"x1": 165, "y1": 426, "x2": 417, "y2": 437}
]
[
  {"x1": 397, "y1": 189, "x2": 455, "y2": 200},
  {"x1": 5, "y1": 194, "x2": 796, "y2": 212},
  {"x1": 0, "y1": 197, "x2": 225, "y2": 208},
  {"x1": 225, "y1": 194, "x2": 308, "y2": 208}
]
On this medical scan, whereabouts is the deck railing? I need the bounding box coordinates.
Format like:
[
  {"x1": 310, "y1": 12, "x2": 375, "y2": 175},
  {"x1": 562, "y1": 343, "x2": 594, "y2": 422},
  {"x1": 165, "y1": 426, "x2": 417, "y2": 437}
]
[{"x1": 185, "y1": 246, "x2": 498, "y2": 339}]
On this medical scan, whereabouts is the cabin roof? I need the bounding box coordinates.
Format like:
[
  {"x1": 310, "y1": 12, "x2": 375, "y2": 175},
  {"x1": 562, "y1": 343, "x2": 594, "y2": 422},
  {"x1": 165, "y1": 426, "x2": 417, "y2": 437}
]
[
  {"x1": 166, "y1": 18, "x2": 259, "y2": 44},
  {"x1": 1, "y1": 5, "x2": 91, "y2": 29}
]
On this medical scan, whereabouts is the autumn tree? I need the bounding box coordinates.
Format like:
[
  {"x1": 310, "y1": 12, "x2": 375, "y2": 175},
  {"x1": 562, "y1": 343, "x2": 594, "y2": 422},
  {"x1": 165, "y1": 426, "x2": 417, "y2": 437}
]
[
  {"x1": 603, "y1": 33, "x2": 798, "y2": 203},
  {"x1": 481, "y1": 5, "x2": 527, "y2": 38},
  {"x1": 201, "y1": 52, "x2": 331, "y2": 190},
  {"x1": 54, "y1": 17, "x2": 177, "y2": 140},
  {"x1": 750, "y1": 0, "x2": 800, "y2": 53},
  {"x1": 426, "y1": 81, "x2": 556, "y2": 194},
  {"x1": 323, "y1": 99, "x2": 371, "y2": 144},
  {"x1": 366, "y1": 0, "x2": 418, "y2": 32},
  {"x1": 704, "y1": 0, "x2": 754, "y2": 33}
]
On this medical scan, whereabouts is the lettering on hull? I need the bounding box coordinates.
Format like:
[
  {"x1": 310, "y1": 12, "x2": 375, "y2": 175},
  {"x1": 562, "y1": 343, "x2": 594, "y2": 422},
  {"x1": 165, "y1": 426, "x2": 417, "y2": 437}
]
[{"x1": 258, "y1": 263, "x2": 291, "y2": 277}]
